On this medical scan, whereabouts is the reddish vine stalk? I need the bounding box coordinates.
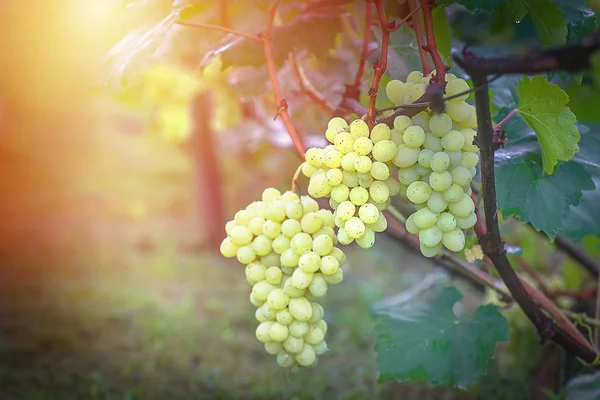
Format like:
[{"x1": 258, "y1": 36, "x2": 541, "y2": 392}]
[
  {"x1": 263, "y1": 0, "x2": 306, "y2": 159},
  {"x1": 421, "y1": 0, "x2": 446, "y2": 84},
  {"x1": 407, "y1": 0, "x2": 431, "y2": 74},
  {"x1": 288, "y1": 52, "x2": 337, "y2": 115},
  {"x1": 348, "y1": 1, "x2": 373, "y2": 100}
]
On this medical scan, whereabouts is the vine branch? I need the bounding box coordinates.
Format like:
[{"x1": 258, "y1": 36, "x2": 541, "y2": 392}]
[
  {"x1": 462, "y1": 63, "x2": 597, "y2": 363},
  {"x1": 288, "y1": 52, "x2": 336, "y2": 115},
  {"x1": 262, "y1": 0, "x2": 306, "y2": 158},
  {"x1": 407, "y1": 0, "x2": 431, "y2": 74},
  {"x1": 366, "y1": 0, "x2": 391, "y2": 127},
  {"x1": 420, "y1": 0, "x2": 446, "y2": 85}
]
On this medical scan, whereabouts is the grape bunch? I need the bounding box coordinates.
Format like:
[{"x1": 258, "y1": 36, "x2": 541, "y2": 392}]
[
  {"x1": 301, "y1": 117, "x2": 402, "y2": 248},
  {"x1": 220, "y1": 188, "x2": 346, "y2": 368},
  {"x1": 385, "y1": 71, "x2": 480, "y2": 257}
]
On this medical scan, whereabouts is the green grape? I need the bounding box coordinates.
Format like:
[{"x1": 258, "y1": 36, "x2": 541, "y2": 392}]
[
  {"x1": 345, "y1": 217, "x2": 366, "y2": 239},
  {"x1": 281, "y1": 248, "x2": 300, "y2": 267},
  {"x1": 296, "y1": 344, "x2": 317, "y2": 367},
  {"x1": 448, "y1": 193, "x2": 475, "y2": 218},
  {"x1": 368, "y1": 212, "x2": 388, "y2": 233},
  {"x1": 305, "y1": 325, "x2": 325, "y2": 345},
  {"x1": 251, "y1": 235, "x2": 272, "y2": 256},
  {"x1": 461, "y1": 129, "x2": 479, "y2": 152},
  {"x1": 225, "y1": 220, "x2": 236, "y2": 235},
  {"x1": 349, "y1": 187, "x2": 369, "y2": 206},
  {"x1": 328, "y1": 247, "x2": 346, "y2": 266},
  {"x1": 354, "y1": 137, "x2": 374, "y2": 156},
  {"x1": 320, "y1": 256, "x2": 340, "y2": 275},
  {"x1": 291, "y1": 267, "x2": 314, "y2": 289},
  {"x1": 372, "y1": 140, "x2": 397, "y2": 162},
  {"x1": 285, "y1": 200, "x2": 304, "y2": 220},
  {"x1": 415, "y1": 165, "x2": 430, "y2": 176},
  {"x1": 369, "y1": 181, "x2": 390, "y2": 203},
  {"x1": 301, "y1": 196, "x2": 320, "y2": 213},
  {"x1": 298, "y1": 251, "x2": 322, "y2": 273},
  {"x1": 354, "y1": 155, "x2": 373, "y2": 174},
  {"x1": 301, "y1": 162, "x2": 318, "y2": 177},
  {"x1": 443, "y1": 183, "x2": 464, "y2": 203},
  {"x1": 427, "y1": 191, "x2": 448, "y2": 213},
  {"x1": 393, "y1": 144, "x2": 420, "y2": 168},
  {"x1": 385, "y1": 178, "x2": 401, "y2": 196},
  {"x1": 301, "y1": 212, "x2": 322, "y2": 234},
  {"x1": 407, "y1": 83, "x2": 426, "y2": 103},
  {"x1": 446, "y1": 101, "x2": 472, "y2": 122},
  {"x1": 429, "y1": 113, "x2": 453, "y2": 137},
  {"x1": 349, "y1": 119, "x2": 369, "y2": 139},
  {"x1": 405, "y1": 214, "x2": 419, "y2": 234},
  {"x1": 276, "y1": 309, "x2": 293, "y2": 325},
  {"x1": 460, "y1": 152, "x2": 479, "y2": 169},
  {"x1": 397, "y1": 166, "x2": 420, "y2": 185},
  {"x1": 230, "y1": 226, "x2": 253, "y2": 246},
  {"x1": 407, "y1": 70, "x2": 424, "y2": 83},
  {"x1": 267, "y1": 288, "x2": 290, "y2": 310},
  {"x1": 289, "y1": 297, "x2": 313, "y2": 322},
  {"x1": 370, "y1": 161, "x2": 390, "y2": 180},
  {"x1": 305, "y1": 148, "x2": 324, "y2": 168},
  {"x1": 220, "y1": 237, "x2": 238, "y2": 258},
  {"x1": 406, "y1": 181, "x2": 433, "y2": 204},
  {"x1": 420, "y1": 242, "x2": 442, "y2": 258},
  {"x1": 369, "y1": 124, "x2": 391, "y2": 144},
  {"x1": 245, "y1": 262, "x2": 267, "y2": 283},
  {"x1": 334, "y1": 132, "x2": 355, "y2": 154},
  {"x1": 393, "y1": 115, "x2": 412, "y2": 134},
  {"x1": 419, "y1": 226, "x2": 443, "y2": 247},
  {"x1": 313, "y1": 227, "x2": 335, "y2": 243},
  {"x1": 437, "y1": 212, "x2": 457, "y2": 232},
  {"x1": 331, "y1": 184, "x2": 350, "y2": 203},
  {"x1": 316, "y1": 209, "x2": 334, "y2": 227},
  {"x1": 283, "y1": 335, "x2": 304, "y2": 353},
  {"x1": 386, "y1": 79, "x2": 408, "y2": 104},
  {"x1": 337, "y1": 228, "x2": 354, "y2": 245},
  {"x1": 413, "y1": 207, "x2": 440, "y2": 229},
  {"x1": 256, "y1": 321, "x2": 274, "y2": 343},
  {"x1": 277, "y1": 351, "x2": 296, "y2": 368},
  {"x1": 253, "y1": 280, "x2": 275, "y2": 301},
  {"x1": 342, "y1": 170, "x2": 359, "y2": 187},
  {"x1": 424, "y1": 134, "x2": 443, "y2": 152},
  {"x1": 358, "y1": 174, "x2": 374, "y2": 188},
  {"x1": 322, "y1": 268, "x2": 344, "y2": 284},
  {"x1": 430, "y1": 152, "x2": 450, "y2": 172},
  {"x1": 403, "y1": 125, "x2": 426, "y2": 148},
  {"x1": 451, "y1": 166, "x2": 473, "y2": 187},
  {"x1": 446, "y1": 78, "x2": 470, "y2": 102},
  {"x1": 234, "y1": 209, "x2": 254, "y2": 226},
  {"x1": 328, "y1": 116, "x2": 348, "y2": 131},
  {"x1": 442, "y1": 228, "x2": 466, "y2": 251},
  {"x1": 323, "y1": 149, "x2": 343, "y2": 168},
  {"x1": 266, "y1": 266, "x2": 283, "y2": 285},
  {"x1": 411, "y1": 112, "x2": 430, "y2": 131},
  {"x1": 237, "y1": 245, "x2": 257, "y2": 264},
  {"x1": 313, "y1": 235, "x2": 334, "y2": 256},
  {"x1": 447, "y1": 151, "x2": 463, "y2": 169},
  {"x1": 358, "y1": 203, "x2": 380, "y2": 224},
  {"x1": 289, "y1": 320, "x2": 309, "y2": 337},
  {"x1": 418, "y1": 149, "x2": 434, "y2": 168},
  {"x1": 429, "y1": 171, "x2": 453, "y2": 192},
  {"x1": 269, "y1": 322, "x2": 289, "y2": 342},
  {"x1": 441, "y1": 130, "x2": 466, "y2": 152},
  {"x1": 356, "y1": 227, "x2": 376, "y2": 248},
  {"x1": 283, "y1": 278, "x2": 305, "y2": 297},
  {"x1": 291, "y1": 232, "x2": 313, "y2": 254},
  {"x1": 456, "y1": 212, "x2": 477, "y2": 229},
  {"x1": 309, "y1": 274, "x2": 328, "y2": 297},
  {"x1": 281, "y1": 219, "x2": 302, "y2": 238}
]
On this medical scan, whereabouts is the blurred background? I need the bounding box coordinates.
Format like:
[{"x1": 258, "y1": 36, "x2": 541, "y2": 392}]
[{"x1": 0, "y1": 0, "x2": 577, "y2": 399}]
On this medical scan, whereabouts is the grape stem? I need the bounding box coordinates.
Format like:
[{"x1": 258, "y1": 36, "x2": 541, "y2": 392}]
[
  {"x1": 291, "y1": 163, "x2": 303, "y2": 195},
  {"x1": 344, "y1": 1, "x2": 373, "y2": 103},
  {"x1": 174, "y1": 20, "x2": 262, "y2": 43},
  {"x1": 407, "y1": 0, "x2": 431, "y2": 74},
  {"x1": 494, "y1": 108, "x2": 517, "y2": 130},
  {"x1": 420, "y1": 0, "x2": 446, "y2": 86},
  {"x1": 288, "y1": 52, "x2": 337, "y2": 115},
  {"x1": 463, "y1": 64, "x2": 598, "y2": 363},
  {"x1": 366, "y1": 0, "x2": 420, "y2": 128},
  {"x1": 263, "y1": 0, "x2": 306, "y2": 159}
]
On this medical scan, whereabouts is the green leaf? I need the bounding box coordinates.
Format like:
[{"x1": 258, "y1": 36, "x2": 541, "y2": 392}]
[
  {"x1": 432, "y1": 7, "x2": 452, "y2": 63},
  {"x1": 565, "y1": 82, "x2": 600, "y2": 124},
  {"x1": 496, "y1": 150, "x2": 594, "y2": 239},
  {"x1": 509, "y1": 0, "x2": 567, "y2": 47},
  {"x1": 435, "y1": 0, "x2": 503, "y2": 12},
  {"x1": 374, "y1": 286, "x2": 509, "y2": 389},
  {"x1": 565, "y1": 371, "x2": 600, "y2": 400},
  {"x1": 516, "y1": 76, "x2": 581, "y2": 175},
  {"x1": 490, "y1": 76, "x2": 597, "y2": 240}
]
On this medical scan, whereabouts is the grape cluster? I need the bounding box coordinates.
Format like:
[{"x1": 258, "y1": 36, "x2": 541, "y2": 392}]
[
  {"x1": 385, "y1": 71, "x2": 480, "y2": 257},
  {"x1": 220, "y1": 188, "x2": 346, "y2": 368},
  {"x1": 301, "y1": 117, "x2": 402, "y2": 248}
]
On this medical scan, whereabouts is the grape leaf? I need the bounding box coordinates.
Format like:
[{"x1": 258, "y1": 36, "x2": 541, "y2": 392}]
[
  {"x1": 435, "y1": 0, "x2": 504, "y2": 12},
  {"x1": 552, "y1": 0, "x2": 600, "y2": 42},
  {"x1": 374, "y1": 286, "x2": 508, "y2": 389},
  {"x1": 490, "y1": 76, "x2": 597, "y2": 240},
  {"x1": 495, "y1": 145, "x2": 594, "y2": 239},
  {"x1": 516, "y1": 76, "x2": 581, "y2": 176},
  {"x1": 432, "y1": 6, "x2": 452, "y2": 63},
  {"x1": 209, "y1": 2, "x2": 345, "y2": 68},
  {"x1": 508, "y1": 0, "x2": 567, "y2": 47},
  {"x1": 565, "y1": 371, "x2": 600, "y2": 400}
]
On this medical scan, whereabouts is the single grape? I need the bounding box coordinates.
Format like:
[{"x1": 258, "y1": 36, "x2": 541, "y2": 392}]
[
  {"x1": 430, "y1": 152, "x2": 450, "y2": 172},
  {"x1": 437, "y1": 212, "x2": 457, "y2": 232},
  {"x1": 323, "y1": 149, "x2": 343, "y2": 168},
  {"x1": 309, "y1": 274, "x2": 328, "y2": 297},
  {"x1": 405, "y1": 213, "x2": 419, "y2": 235},
  {"x1": 337, "y1": 229, "x2": 354, "y2": 245},
  {"x1": 345, "y1": 217, "x2": 366, "y2": 239},
  {"x1": 368, "y1": 213, "x2": 388, "y2": 233},
  {"x1": 354, "y1": 137, "x2": 374, "y2": 156},
  {"x1": 446, "y1": 78, "x2": 470, "y2": 102},
  {"x1": 370, "y1": 161, "x2": 390, "y2": 180},
  {"x1": 220, "y1": 237, "x2": 238, "y2": 258},
  {"x1": 441, "y1": 130, "x2": 466, "y2": 152},
  {"x1": 349, "y1": 119, "x2": 370, "y2": 139},
  {"x1": 298, "y1": 251, "x2": 321, "y2": 273},
  {"x1": 393, "y1": 144, "x2": 420, "y2": 168},
  {"x1": 447, "y1": 151, "x2": 463, "y2": 169},
  {"x1": 427, "y1": 191, "x2": 448, "y2": 213},
  {"x1": 372, "y1": 140, "x2": 397, "y2": 162},
  {"x1": 342, "y1": 170, "x2": 359, "y2": 187},
  {"x1": 403, "y1": 125, "x2": 426, "y2": 148},
  {"x1": 411, "y1": 112, "x2": 430, "y2": 131},
  {"x1": 265, "y1": 266, "x2": 283, "y2": 285},
  {"x1": 419, "y1": 226, "x2": 443, "y2": 247},
  {"x1": 397, "y1": 166, "x2": 420, "y2": 185},
  {"x1": 442, "y1": 228, "x2": 466, "y2": 252},
  {"x1": 276, "y1": 309, "x2": 294, "y2": 325},
  {"x1": 267, "y1": 288, "x2": 290, "y2": 310},
  {"x1": 349, "y1": 187, "x2": 369, "y2": 206},
  {"x1": 418, "y1": 149, "x2": 434, "y2": 168},
  {"x1": 407, "y1": 70, "x2": 424, "y2": 83},
  {"x1": 320, "y1": 255, "x2": 340, "y2": 275},
  {"x1": 451, "y1": 166, "x2": 472, "y2": 187},
  {"x1": 424, "y1": 134, "x2": 443, "y2": 152},
  {"x1": 354, "y1": 155, "x2": 373, "y2": 174},
  {"x1": 420, "y1": 242, "x2": 442, "y2": 258},
  {"x1": 460, "y1": 152, "x2": 479, "y2": 169},
  {"x1": 429, "y1": 171, "x2": 453, "y2": 192},
  {"x1": 446, "y1": 101, "x2": 472, "y2": 122},
  {"x1": 370, "y1": 123, "x2": 392, "y2": 143},
  {"x1": 393, "y1": 115, "x2": 412, "y2": 134},
  {"x1": 429, "y1": 113, "x2": 453, "y2": 137},
  {"x1": 386, "y1": 79, "x2": 407, "y2": 104},
  {"x1": 355, "y1": 227, "x2": 376, "y2": 248},
  {"x1": 301, "y1": 212, "x2": 322, "y2": 234},
  {"x1": 289, "y1": 320, "x2": 309, "y2": 337},
  {"x1": 456, "y1": 212, "x2": 478, "y2": 229},
  {"x1": 448, "y1": 193, "x2": 475, "y2": 218},
  {"x1": 290, "y1": 232, "x2": 313, "y2": 254},
  {"x1": 334, "y1": 132, "x2": 354, "y2": 154},
  {"x1": 296, "y1": 344, "x2": 317, "y2": 367},
  {"x1": 237, "y1": 245, "x2": 257, "y2": 264},
  {"x1": 313, "y1": 235, "x2": 334, "y2": 256},
  {"x1": 358, "y1": 203, "x2": 380, "y2": 224},
  {"x1": 406, "y1": 181, "x2": 433, "y2": 204},
  {"x1": 283, "y1": 335, "x2": 304, "y2": 354}
]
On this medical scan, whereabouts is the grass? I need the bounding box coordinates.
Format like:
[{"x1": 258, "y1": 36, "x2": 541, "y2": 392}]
[{"x1": 0, "y1": 105, "x2": 479, "y2": 399}]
